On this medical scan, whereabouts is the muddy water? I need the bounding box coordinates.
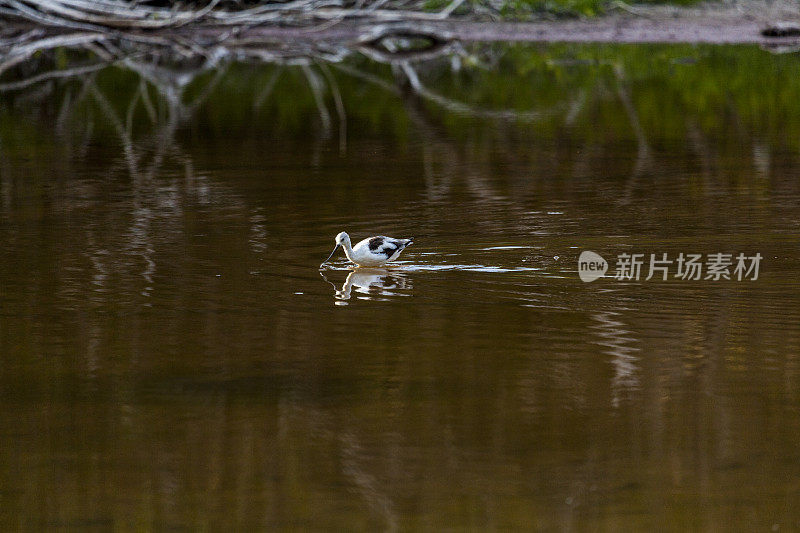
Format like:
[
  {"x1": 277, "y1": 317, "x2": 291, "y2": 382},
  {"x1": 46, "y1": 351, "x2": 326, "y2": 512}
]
[{"x1": 1, "y1": 44, "x2": 800, "y2": 529}]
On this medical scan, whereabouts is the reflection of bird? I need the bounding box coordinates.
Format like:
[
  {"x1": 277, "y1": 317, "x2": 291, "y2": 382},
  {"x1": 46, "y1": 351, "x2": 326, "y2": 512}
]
[
  {"x1": 321, "y1": 269, "x2": 412, "y2": 301},
  {"x1": 321, "y1": 231, "x2": 413, "y2": 267}
]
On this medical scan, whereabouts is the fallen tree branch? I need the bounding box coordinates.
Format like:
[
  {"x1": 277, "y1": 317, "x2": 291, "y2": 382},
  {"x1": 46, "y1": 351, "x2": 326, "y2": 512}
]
[
  {"x1": 0, "y1": 0, "x2": 468, "y2": 32},
  {"x1": 0, "y1": 31, "x2": 106, "y2": 75}
]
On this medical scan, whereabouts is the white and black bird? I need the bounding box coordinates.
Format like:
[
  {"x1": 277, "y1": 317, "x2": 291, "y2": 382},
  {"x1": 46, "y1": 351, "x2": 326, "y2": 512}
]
[{"x1": 321, "y1": 232, "x2": 414, "y2": 267}]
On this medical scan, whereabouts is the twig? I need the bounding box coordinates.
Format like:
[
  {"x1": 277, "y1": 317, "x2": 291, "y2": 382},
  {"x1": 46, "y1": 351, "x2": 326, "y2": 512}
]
[
  {"x1": 437, "y1": 0, "x2": 466, "y2": 18},
  {"x1": 610, "y1": 0, "x2": 654, "y2": 18}
]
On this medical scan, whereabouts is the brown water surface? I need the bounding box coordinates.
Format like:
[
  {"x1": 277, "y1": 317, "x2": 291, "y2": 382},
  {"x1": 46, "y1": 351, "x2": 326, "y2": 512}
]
[{"x1": 1, "y1": 43, "x2": 800, "y2": 530}]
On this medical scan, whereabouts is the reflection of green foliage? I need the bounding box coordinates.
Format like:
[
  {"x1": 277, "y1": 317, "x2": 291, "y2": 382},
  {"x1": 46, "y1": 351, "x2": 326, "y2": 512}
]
[
  {"x1": 183, "y1": 61, "x2": 414, "y2": 145},
  {"x1": 378, "y1": 43, "x2": 800, "y2": 151},
  {"x1": 2, "y1": 43, "x2": 800, "y2": 161}
]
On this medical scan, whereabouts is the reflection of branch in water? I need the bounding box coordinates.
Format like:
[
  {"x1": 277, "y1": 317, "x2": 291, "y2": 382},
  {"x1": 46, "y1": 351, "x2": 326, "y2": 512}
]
[
  {"x1": 301, "y1": 63, "x2": 332, "y2": 137},
  {"x1": 3, "y1": 31, "x2": 600, "y2": 208},
  {"x1": 564, "y1": 88, "x2": 587, "y2": 127},
  {"x1": 317, "y1": 61, "x2": 347, "y2": 154},
  {"x1": 331, "y1": 58, "x2": 571, "y2": 205},
  {"x1": 339, "y1": 431, "x2": 399, "y2": 532},
  {"x1": 330, "y1": 62, "x2": 400, "y2": 96},
  {"x1": 87, "y1": 79, "x2": 138, "y2": 176},
  {"x1": 406, "y1": 95, "x2": 501, "y2": 203},
  {"x1": 591, "y1": 311, "x2": 641, "y2": 408},
  {"x1": 252, "y1": 67, "x2": 283, "y2": 112},
  {"x1": 87, "y1": 53, "x2": 228, "y2": 183},
  {"x1": 276, "y1": 402, "x2": 400, "y2": 531},
  {"x1": 685, "y1": 120, "x2": 729, "y2": 201},
  {"x1": 614, "y1": 64, "x2": 653, "y2": 205},
  {"x1": 337, "y1": 45, "x2": 563, "y2": 125},
  {"x1": 356, "y1": 23, "x2": 457, "y2": 64},
  {"x1": 0, "y1": 62, "x2": 106, "y2": 91},
  {"x1": 0, "y1": 33, "x2": 348, "y2": 179},
  {"x1": 400, "y1": 61, "x2": 562, "y2": 122}
]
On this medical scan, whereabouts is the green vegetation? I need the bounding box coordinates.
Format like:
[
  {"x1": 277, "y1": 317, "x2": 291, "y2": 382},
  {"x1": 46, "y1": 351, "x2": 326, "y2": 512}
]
[{"x1": 427, "y1": 0, "x2": 710, "y2": 18}]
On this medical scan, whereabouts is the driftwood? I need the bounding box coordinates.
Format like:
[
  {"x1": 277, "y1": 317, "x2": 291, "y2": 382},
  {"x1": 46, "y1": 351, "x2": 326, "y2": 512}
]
[
  {"x1": 0, "y1": 0, "x2": 476, "y2": 84},
  {"x1": 0, "y1": 0, "x2": 470, "y2": 32},
  {"x1": 3, "y1": 0, "x2": 800, "y2": 57}
]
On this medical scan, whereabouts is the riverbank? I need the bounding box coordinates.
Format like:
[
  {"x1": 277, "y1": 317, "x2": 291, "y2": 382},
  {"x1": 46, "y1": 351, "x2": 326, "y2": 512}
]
[
  {"x1": 2, "y1": 0, "x2": 800, "y2": 71},
  {"x1": 2, "y1": 2, "x2": 800, "y2": 45}
]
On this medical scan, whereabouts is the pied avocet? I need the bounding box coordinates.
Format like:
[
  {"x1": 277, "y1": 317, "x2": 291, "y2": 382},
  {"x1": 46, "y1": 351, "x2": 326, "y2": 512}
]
[{"x1": 321, "y1": 231, "x2": 413, "y2": 267}]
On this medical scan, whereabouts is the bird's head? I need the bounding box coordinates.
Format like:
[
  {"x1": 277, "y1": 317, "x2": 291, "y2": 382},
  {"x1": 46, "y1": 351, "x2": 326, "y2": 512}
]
[
  {"x1": 321, "y1": 232, "x2": 350, "y2": 268},
  {"x1": 335, "y1": 231, "x2": 350, "y2": 245}
]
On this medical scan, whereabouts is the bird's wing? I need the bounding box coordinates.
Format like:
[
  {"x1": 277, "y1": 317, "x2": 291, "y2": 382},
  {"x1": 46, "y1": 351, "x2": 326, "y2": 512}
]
[{"x1": 366, "y1": 236, "x2": 404, "y2": 257}]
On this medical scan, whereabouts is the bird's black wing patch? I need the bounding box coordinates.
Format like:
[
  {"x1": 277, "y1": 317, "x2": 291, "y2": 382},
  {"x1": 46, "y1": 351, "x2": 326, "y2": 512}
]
[
  {"x1": 369, "y1": 236, "x2": 410, "y2": 258},
  {"x1": 370, "y1": 236, "x2": 403, "y2": 257},
  {"x1": 379, "y1": 242, "x2": 399, "y2": 257},
  {"x1": 368, "y1": 237, "x2": 385, "y2": 251}
]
